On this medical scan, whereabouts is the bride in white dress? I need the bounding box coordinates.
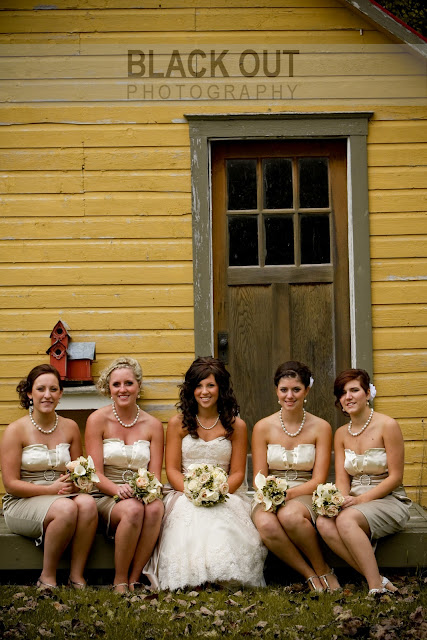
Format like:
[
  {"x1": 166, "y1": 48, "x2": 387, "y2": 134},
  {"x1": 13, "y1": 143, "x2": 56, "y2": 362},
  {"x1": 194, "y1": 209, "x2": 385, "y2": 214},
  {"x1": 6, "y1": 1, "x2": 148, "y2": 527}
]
[{"x1": 156, "y1": 357, "x2": 267, "y2": 591}]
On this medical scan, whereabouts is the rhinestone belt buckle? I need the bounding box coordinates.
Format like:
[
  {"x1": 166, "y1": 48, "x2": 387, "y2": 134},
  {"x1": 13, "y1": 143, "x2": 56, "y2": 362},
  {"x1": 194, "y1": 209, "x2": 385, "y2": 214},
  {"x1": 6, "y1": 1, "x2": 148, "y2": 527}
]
[
  {"x1": 360, "y1": 474, "x2": 371, "y2": 486},
  {"x1": 43, "y1": 469, "x2": 56, "y2": 482},
  {"x1": 285, "y1": 469, "x2": 298, "y2": 482},
  {"x1": 122, "y1": 469, "x2": 134, "y2": 483}
]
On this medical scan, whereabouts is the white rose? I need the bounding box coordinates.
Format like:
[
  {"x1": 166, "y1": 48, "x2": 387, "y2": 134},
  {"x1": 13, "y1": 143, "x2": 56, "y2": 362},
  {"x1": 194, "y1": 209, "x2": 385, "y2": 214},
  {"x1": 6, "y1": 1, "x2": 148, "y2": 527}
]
[{"x1": 76, "y1": 477, "x2": 92, "y2": 492}]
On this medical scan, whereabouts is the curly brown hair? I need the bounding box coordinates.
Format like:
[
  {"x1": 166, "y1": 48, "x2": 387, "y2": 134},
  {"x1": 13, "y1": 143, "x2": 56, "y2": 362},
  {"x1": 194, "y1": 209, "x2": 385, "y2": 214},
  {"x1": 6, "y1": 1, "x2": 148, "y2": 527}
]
[
  {"x1": 16, "y1": 364, "x2": 63, "y2": 409},
  {"x1": 177, "y1": 357, "x2": 240, "y2": 439}
]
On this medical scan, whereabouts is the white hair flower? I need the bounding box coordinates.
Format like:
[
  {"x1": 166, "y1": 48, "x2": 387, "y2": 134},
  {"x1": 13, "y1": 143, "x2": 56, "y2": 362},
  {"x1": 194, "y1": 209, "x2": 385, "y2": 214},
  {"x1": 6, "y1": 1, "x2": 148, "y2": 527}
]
[
  {"x1": 309, "y1": 376, "x2": 314, "y2": 388},
  {"x1": 369, "y1": 383, "x2": 377, "y2": 399}
]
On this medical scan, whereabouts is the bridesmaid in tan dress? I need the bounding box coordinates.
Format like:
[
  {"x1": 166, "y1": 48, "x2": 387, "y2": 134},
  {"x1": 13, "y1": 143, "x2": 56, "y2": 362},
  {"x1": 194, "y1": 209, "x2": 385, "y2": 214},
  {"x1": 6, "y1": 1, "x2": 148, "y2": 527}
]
[
  {"x1": 316, "y1": 368, "x2": 411, "y2": 595},
  {"x1": 1, "y1": 364, "x2": 98, "y2": 589}
]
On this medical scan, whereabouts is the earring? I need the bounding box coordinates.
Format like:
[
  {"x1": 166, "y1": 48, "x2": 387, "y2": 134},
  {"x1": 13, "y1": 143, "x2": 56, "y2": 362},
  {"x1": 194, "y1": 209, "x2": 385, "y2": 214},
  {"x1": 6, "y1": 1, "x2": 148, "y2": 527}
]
[
  {"x1": 29, "y1": 398, "x2": 33, "y2": 407},
  {"x1": 278, "y1": 400, "x2": 281, "y2": 405},
  {"x1": 304, "y1": 399, "x2": 307, "y2": 404}
]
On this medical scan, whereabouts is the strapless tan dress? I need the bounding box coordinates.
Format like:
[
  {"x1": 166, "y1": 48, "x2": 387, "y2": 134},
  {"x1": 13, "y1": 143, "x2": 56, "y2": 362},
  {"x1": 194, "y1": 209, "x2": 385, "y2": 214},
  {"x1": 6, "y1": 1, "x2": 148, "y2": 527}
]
[
  {"x1": 92, "y1": 438, "x2": 151, "y2": 537},
  {"x1": 344, "y1": 448, "x2": 411, "y2": 539},
  {"x1": 252, "y1": 443, "x2": 317, "y2": 522},
  {"x1": 2, "y1": 443, "x2": 77, "y2": 546}
]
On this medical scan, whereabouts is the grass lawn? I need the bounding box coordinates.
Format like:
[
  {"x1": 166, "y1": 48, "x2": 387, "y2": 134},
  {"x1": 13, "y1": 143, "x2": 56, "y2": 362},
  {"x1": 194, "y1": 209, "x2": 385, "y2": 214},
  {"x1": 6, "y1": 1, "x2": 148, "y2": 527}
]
[{"x1": 0, "y1": 573, "x2": 426, "y2": 639}]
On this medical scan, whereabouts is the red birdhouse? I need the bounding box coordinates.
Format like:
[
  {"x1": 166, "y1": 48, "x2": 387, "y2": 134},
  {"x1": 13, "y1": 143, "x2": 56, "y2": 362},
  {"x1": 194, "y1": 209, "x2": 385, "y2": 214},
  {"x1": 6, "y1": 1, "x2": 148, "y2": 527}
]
[{"x1": 46, "y1": 321, "x2": 95, "y2": 384}]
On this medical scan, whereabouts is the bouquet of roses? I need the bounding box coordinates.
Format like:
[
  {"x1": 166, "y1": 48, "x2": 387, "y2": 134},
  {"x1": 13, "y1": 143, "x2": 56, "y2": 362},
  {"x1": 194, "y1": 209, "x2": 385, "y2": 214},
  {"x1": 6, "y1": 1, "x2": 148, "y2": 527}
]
[
  {"x1": 312, "y1": 483, "x2": 345, "y2": 517},
  {"x1": 253, "y1": 472, "x2": 288, "y2": 513},
  {"x1": 66, "y1": 455, "x2": 100, "y2": 493},
  {"x1": 183, "y1": 463, "x2": 229, "y2": 507},
  {"x1": 128, "y1": 468, "x2": 163, "y2": 504}
]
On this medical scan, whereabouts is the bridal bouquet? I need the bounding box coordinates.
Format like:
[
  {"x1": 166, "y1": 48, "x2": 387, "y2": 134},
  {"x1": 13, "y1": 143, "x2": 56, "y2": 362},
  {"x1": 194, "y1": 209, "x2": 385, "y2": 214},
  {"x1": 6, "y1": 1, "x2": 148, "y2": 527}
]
[
  {"x1": 312, "y1": 483, "x2": 345, "y2": 517},
  {"x1": 253, "y1": 472, "x2": 288, "y2": 513},
  {"x1": 129, "y1": 468, "x2": 163, "y2": 504},
  {"x1": 183, "y1": 463, "x2": 229, "y2": 507},
  {"x1": 66, "y1": 455, "x2": 100, "y2": 493}
]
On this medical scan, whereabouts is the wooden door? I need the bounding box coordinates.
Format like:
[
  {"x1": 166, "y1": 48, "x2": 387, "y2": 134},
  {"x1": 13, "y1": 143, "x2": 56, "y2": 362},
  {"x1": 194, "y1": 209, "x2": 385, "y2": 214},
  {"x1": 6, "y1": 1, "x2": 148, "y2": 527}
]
[{"x1": 212, "y1": 140, "x2": 350, "y2": 437}]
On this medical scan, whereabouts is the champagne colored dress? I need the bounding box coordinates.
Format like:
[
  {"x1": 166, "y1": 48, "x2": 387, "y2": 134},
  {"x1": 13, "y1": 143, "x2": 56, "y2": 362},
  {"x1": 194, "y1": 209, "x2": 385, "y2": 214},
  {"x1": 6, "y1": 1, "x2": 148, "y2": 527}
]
[
  {"x1": 344, "y1": 448, "x2": 411, "y2": 539},
  {"x1": 2, "y1": 443, "x2": 76, "y2": 546}
]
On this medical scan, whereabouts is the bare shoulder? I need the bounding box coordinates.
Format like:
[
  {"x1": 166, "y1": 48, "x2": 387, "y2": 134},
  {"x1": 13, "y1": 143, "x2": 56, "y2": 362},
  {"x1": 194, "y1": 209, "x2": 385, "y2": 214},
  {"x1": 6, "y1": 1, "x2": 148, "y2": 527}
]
[
  {"x1": 142, "y1": 410, "x2": 163, "y2": 430},
  {"x1": 231, "y1": 415, "x2": 247, "y2": 434},
  {"x1": 376, "y1": 412, "x2": 401, "y2": 434},
  {"x1": 1, "y1": 417, "x2": 27, "y2": 444},
  {"x1": 334, "y1": 424, "x2": 347, "y2": 444},
  {"x1": 62, "y1": 416, "x2": 81, "y2": 435},
  {"x1": 308, "y1": 412, "x2": 332, "y2": 433},
  {"x1": 86, "y1": 405, "x2": 110, "y2": 428},
  {"x1": 253, "y1": 413, "x2": 276, "y2": 435},
  {"x1": 167, "y1": 413, "x2": 185, "y2": 433}
]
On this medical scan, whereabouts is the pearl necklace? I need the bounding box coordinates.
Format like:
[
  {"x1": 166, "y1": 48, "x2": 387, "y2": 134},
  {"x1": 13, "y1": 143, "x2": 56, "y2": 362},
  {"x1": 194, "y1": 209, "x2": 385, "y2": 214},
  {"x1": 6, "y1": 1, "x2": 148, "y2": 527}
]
[
  {"x1": 279, "y1": 408, "x2": 306, "y2": 437},
  {"x1": 196, "y1": 414, "x2": 220, "y2": 430},
  {"x1": 29, "y1": 406, "x2": 58, "y2": 434},
  {"x1": 348, "y1": 408, "x2": 374, "y2": 437},
  {"x1": 112, "y1": 401, "x2": 140, "y2": 428}
]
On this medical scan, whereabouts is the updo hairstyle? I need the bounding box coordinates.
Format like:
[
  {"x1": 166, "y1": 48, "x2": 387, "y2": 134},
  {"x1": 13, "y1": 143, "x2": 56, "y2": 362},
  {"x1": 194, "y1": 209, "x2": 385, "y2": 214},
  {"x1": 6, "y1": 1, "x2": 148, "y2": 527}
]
[
  {"x1": 96, "y1": 357, "x2": 143, "y2": 397},
  {"x1": 16, "y1": 364, "x2": 63, "y2": 409},
  {"x1": 274, "y1": 361, "x2": 312, "y2": 389},
  {"x1": 333, "y1": 368, "x2": 370, "y2": 410}
]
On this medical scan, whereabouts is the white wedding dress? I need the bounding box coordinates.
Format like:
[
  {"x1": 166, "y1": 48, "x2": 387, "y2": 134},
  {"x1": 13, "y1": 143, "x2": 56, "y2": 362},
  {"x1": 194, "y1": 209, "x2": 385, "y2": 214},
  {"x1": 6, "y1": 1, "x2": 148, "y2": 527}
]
[{"x1": 156, "y1": 435, "x2": 267, "y2": 591}]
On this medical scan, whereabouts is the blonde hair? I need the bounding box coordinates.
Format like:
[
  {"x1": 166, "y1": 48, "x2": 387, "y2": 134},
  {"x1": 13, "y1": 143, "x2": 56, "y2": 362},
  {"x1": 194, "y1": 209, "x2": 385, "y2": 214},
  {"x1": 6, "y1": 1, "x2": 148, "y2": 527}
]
[{"x1": 96, "y1": 357, "x2": 142, "y2": 396}]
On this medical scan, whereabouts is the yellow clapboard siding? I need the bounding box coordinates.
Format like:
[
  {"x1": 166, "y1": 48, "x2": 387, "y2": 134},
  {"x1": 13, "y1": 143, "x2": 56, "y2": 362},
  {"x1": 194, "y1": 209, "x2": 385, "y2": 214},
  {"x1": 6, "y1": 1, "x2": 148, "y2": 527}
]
[
  {"x1": 373, "y1": 397, "x2": 426, "y2": 419},
  {"x1": 1, "y1": 148, "x2": 190, "y2": 171},
  {"x1": 371, "y1": 236, "x2": 427, "y2": 258},
  {"x1": 373, "y1": 327, "x2": 427, "y2": 350},
  {"x1": 84, "y1": 171, "x2": 191, "y2": 192},
  {"x1": 0, "y1": 9, "x2": 196, "y2": 33},
  {"x1": 0, "y1": 172, "x2": 84, "y2": 194},
  {"x1": 403, "y1": 466, "x2": 424, "y2": 486},
  {"x1": 374, "y1": 351, "x2": 427, "y2": 373},
  {"x1": 372, "y1": 306, "x2": 427, "y2": 327},
  {"x1": 1, "y1": 104, "x2": 425, "y2": 125},
  {"x1": 3, "y1": 77, "x2": 424, "y2": 102},
  {"x1": 368, "y1": 120, "x2": 427, "y2": 144},
  {"x1": 0, "y1": 171, "x2": 191, "y2": 195},
  {"x1": 403, "y1": 443, "x2": 425, "y2": 465},
  {"x1": 368, "y1": 143, "x2": 427, "y2": 167},
  {"x1": 399, "y1": 419, "x2": 427, "y2": 441},
  {"x1": 371, "y1": 282, "x2": 427, "y2": 305},
  {"x1": 194, "y1": 7, "x2": 371, "y2": 31},
  {"x1": 0, "y1": 330, "x2": 194, "y2": 355},
  {"x1": 368, "y1": 167, "x2": 427, "y2": 190},
  {"x1": 0, "y1": 263, "x2": 193, "y2": 286},
  {"x1": 369, "y1": 190, "x2": 427, "y2": 214},
  {"x1": 0, "y1": 239, "x2": 193, "y2": 263},
  {"x1": 371, "y1": 258, "x2": 427, "y2": 281},
  {"x1": 0, "y1": 309, "x2": 194, "y2": 331},
  {"x1": 0, "y1": 285, "x2": 194, "y2": 309},
  {"x1": 0, "y1": 1, "x2": 345, "y2": 9},
  {"x1": 374, "y1": 372, "x2": 427, "y2": 397},
  {"x1": 0, "y1": 124, "x2": 190, "y2": 148},
  {"x1": 370, "y1": 213, "x2": 427, "y2": 236},
  {"x1": 1, "y1": 51, "x2": 422, "y2": 80},
  {"x1": 405, "y1": 488, "x2": 427, "y2": 506}
]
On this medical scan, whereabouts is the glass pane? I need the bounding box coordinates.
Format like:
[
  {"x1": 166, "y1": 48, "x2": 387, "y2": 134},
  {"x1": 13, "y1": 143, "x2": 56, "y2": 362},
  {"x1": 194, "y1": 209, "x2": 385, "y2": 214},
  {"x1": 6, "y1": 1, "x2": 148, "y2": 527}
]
[
  {"x1": 263, "y1": 158, "x2": 293, "y2": 209},
  {"x1": 299, "y1": 158, "x2": 329, "y2": 208},
  {"x1": 228, "y1": 216, "x2": 258, "y2": 266},
  {"x1": 300, "y1": 214, "x2": 330, "y2": 264},
  {"x1": 227, "y1": 159, "x2": 257, "y2": 210},
  {"x1": 265, "y1": 216, "x2": 294, "y2": 265}
]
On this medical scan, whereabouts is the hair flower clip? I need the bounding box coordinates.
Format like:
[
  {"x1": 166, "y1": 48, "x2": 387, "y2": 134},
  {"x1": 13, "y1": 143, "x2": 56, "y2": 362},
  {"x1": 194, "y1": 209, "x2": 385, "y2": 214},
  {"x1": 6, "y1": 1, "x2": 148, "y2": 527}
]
[
  {"x1": 309, "y1": 376, "x2": 314, "y2": 388},
  {"x1": 369, "y1": 383, "x2": 377, "y2": 399}
]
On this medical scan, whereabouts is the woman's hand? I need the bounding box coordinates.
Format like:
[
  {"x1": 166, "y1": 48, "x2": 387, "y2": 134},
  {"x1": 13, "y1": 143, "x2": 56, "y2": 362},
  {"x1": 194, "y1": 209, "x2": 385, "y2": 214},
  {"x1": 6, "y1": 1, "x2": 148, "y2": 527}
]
[
  {"x1": 53, "y1": 474, "x2": 75, "y2": 495},
  {"x1": 342, "y1": 494, "x2": 361, "y2": 508},
  {"x1": 115, "y1": 483, "x2": 134, "y2": 500}
]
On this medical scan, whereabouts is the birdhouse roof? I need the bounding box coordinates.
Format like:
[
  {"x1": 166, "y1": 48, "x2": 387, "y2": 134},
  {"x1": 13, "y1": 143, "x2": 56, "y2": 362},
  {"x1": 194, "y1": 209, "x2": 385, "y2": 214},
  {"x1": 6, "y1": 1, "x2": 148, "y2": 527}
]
[
  {"x1": 49, "y1": 319, "x2": 71, "y2": 338},
  {"x1": 67, "y1": 342, "x2": 96, "y2": 361}
]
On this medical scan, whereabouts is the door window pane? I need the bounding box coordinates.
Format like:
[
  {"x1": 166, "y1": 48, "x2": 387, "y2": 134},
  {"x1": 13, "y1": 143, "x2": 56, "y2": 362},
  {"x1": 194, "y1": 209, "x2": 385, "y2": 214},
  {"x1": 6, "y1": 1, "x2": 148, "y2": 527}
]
[
  {"x1": 228, "y1": 216, "x2": 258, "y2": 266},
  {"x1": 300, "y1": 214, "x2": 330, "y2": 264},
  {"x1": 263, "y1": 158, "x2": 293, "y2": 209},
  {"x1": 227, "y1": 159, "x2": 257, "y2": 210},
  {"x1": 265, "y1": 216, "x2": 294, "y2": 265},
  {"x1": 299, "y1": 158, "x2": 329, "y2": 208}
]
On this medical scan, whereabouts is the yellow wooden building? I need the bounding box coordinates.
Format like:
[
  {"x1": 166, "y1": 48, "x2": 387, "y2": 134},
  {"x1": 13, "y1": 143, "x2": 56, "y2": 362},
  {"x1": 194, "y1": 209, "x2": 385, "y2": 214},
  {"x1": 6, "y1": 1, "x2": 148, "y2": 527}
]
[{"x1": 0, "y1": 0, "x2": 426, "y2": 504}]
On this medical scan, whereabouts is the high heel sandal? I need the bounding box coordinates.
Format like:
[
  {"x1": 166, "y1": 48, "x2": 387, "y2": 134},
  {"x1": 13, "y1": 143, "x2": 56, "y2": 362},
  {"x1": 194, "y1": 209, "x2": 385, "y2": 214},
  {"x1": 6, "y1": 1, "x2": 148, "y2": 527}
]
[
  {"x1": 380, "y1": 576, "x2": 397, "y2": 592},
  {"x1": 112, "y1": 582, "x2": 129, "y2": 594},
  {"x1": 68, "y1": 578, "x2": 86, "y2": 590},
  {"x1": 368, "y1": 576, "x2": 396, "y2": 596},
  {"x1": 306, "y1": 575, "x2": 323, "y2": 592},
  {"x1": 319, "y1": 568, "x2": 341, "y2": 592},
  {"x1": 36, "y1": 578, "x2": 57, "y2": 590}
]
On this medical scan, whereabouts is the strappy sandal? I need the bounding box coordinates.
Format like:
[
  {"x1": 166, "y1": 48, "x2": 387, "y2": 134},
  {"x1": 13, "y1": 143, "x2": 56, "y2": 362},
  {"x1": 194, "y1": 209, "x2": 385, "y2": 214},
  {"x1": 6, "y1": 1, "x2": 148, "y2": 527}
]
[
  {"x1": 380, "y1": 575, "x2": 397, "y2": 592},
  {"x1": 68, "y1": 577, "x2": 86, "y2": 590},
  {"x1": 368, "y1": 587, "x2": 387, "y2": 595},
  {"x1": 129, "y1": 582, "x2": 147, "y2": 592},
  {"x1": 36, "y1": 578, "x2": 57, "y2": 590},
  {"x1": 112, "y1": 582, "x2": 129, "y2": 594},
  {"x1": 306, "y1": 575, "x2": 323, "y2": 592},
  {"x1": 319, "y1": 568, "x2": 341, "y2": 592}
]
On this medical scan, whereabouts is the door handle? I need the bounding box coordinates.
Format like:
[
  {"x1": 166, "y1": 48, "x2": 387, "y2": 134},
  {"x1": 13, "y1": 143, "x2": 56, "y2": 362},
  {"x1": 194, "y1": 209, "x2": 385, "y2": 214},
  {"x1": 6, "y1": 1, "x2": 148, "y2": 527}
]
[{"x1": 218, "y1": 332, "x2": 228, "y2": 364}]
